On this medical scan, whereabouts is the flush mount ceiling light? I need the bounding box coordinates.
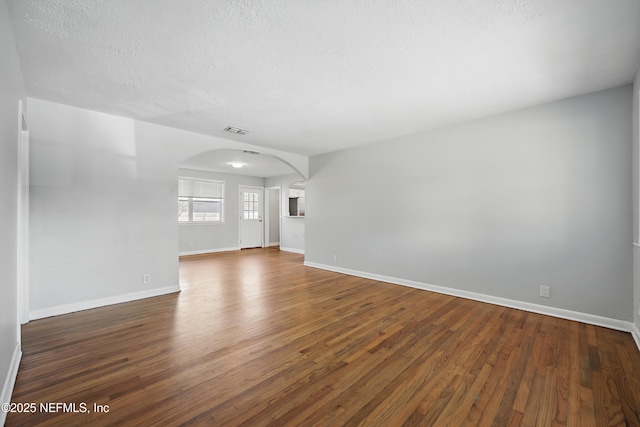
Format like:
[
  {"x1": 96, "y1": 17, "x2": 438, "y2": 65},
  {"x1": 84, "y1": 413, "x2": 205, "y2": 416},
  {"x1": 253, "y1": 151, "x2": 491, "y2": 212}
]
[
  {"x1": 224, "y1": 126, "x2": 251, "y2": 135},
  {"x1": 229, "y1": 162, "x2": 244, "y2": 168}
]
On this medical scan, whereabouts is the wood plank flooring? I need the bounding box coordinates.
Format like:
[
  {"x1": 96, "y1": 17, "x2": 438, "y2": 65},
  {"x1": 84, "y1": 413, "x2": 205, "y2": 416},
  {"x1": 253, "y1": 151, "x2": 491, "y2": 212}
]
[{"x1": 7, "y1": 247, "x2": 640, "y2": 426}]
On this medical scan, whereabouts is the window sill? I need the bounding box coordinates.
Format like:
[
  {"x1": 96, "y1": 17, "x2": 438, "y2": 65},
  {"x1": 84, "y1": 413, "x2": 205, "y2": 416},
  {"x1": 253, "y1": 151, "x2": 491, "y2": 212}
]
[{"x1": 179, "y1": 221, "x2": 226, "y2": 226}]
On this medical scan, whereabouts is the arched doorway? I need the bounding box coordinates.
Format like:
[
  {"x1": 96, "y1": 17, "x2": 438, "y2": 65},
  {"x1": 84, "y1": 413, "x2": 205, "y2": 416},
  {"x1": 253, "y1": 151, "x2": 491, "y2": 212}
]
[{"x1": 177, "y1": 149, "x2": 305, "y2": 256}]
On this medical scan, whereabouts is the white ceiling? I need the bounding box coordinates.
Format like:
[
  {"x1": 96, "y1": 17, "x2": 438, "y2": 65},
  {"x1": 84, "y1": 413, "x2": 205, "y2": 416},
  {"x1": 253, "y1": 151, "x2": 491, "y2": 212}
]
[
  {"x1": 180, "y1": 149, "x2": 296, "y2": 178},
  {"x1": 7, "y1": 0, "x2": 640, "y2": 158}
]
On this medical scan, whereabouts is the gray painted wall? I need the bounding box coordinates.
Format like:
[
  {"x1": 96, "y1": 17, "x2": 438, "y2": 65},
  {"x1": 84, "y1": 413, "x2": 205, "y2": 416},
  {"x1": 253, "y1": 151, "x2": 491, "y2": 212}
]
[
  {"x1": 307, "y1": 86, "x2": 633, "y2": 321},
  {"x1": 267, "y1": 187, "x2": 280, "y2": 246},
  {"x1": 28, "y1": 100, "x2": 181, "y2": 314},
  {"x1": 0, "y1": 0, "x2": 26, "y2": 415}
]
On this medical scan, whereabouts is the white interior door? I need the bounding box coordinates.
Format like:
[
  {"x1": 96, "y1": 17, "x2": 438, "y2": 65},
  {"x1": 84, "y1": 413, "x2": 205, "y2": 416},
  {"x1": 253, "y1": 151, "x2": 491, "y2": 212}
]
[{"x1": 239, "y1": 186, "x2": 263, "y2": 249}]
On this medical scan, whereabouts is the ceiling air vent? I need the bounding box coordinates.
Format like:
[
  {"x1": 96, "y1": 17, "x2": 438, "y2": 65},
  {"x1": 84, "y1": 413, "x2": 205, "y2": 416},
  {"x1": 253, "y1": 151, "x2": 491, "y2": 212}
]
[
  {"x1": 224, "y1": 126, "x2": 251, "y2": 135},
  {"x1": 242, "y1": 150, "x2": 260, "y2": 155}
]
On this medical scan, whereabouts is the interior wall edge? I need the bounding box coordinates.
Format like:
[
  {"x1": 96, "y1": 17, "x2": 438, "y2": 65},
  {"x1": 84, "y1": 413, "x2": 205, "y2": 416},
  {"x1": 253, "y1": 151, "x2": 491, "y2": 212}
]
[
  {"x1": 633, "y1": 325, "x2": 640, "y2": 353},
  {"x1": 0, "y1": 343, "x2": 21, "y2": 425}
]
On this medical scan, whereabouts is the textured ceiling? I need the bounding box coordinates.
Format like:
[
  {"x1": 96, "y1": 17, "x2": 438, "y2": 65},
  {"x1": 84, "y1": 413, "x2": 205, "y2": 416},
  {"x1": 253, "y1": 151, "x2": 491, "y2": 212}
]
[{"x1": 7, "y1": 0, "x2": 640, "y2": 156}]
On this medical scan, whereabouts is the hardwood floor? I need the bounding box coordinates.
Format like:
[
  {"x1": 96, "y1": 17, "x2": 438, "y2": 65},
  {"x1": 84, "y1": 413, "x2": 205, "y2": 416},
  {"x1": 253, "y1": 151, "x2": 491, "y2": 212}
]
[{"x1": 7, "y1": 247, "x2": 640, "y2": 426}]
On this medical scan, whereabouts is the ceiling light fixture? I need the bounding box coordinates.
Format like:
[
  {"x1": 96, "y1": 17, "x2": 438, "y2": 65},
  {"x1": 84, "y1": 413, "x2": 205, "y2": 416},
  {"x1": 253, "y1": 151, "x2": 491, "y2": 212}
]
[
  {"x1": 224, "y1": 126, "x2": 251, "y2": 135},
  {"x1": 229, "y1": 162, "x2": 244, "y2": 168}
]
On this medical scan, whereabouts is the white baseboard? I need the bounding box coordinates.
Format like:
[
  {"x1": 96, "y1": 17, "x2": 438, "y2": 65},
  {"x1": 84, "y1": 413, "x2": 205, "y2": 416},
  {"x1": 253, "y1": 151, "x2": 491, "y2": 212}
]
[
  {"x1": 1, "y1": 343, "x2": 22, "y2": 426},
  {"x1": 280, "y1": 247, "x2": 305, "y2": 254},
  {"x1": 304, "y1": 261, "x2": 637, "y2": 337},
  {"x1": 632, "y1": 325, "x2": 640, "y2": 352},
  {"x1": 179, "y1": 247, "x2": 240, "y2": 256},
  {"x1": 29, "y1": 285, "x2": 181, "y2": 321},
  {"x1": 266, "y1": 242, "x2": 280, "y2": 247}
]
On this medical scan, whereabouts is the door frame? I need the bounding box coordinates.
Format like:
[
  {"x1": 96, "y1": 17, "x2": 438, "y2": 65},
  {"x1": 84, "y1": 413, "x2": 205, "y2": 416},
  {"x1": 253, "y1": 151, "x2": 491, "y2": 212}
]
[
  {"x1": 17, "y1": 100, "x2": 29, "y2": 327},
  {"x1": 264, "y1": 186, "x2": 281, "y2": 247},
  {"x1": 238, "y1": 185, "x2": 264, "y2": 249}
]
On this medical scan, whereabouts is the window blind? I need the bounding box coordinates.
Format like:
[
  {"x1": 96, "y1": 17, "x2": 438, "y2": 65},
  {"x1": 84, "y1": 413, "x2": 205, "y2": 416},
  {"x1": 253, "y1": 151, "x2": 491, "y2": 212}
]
[{"x1": 178, "y1": 179, "x2": 223, "y2": 198}]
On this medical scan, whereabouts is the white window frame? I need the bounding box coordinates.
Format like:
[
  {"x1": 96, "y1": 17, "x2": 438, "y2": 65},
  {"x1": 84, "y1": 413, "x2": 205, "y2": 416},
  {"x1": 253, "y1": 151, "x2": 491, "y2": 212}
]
[{"x1": 178, "y1": 177, "x2": 225, "y2": 224}]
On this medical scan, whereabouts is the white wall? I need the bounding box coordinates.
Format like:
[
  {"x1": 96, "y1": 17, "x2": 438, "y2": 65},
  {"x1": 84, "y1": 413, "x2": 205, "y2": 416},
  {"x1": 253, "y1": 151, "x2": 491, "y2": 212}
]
[
  {"x1": 265, "y1": 174, "x2": 306, "y2": 253},
  {"x1": 178, "y1": 168, "x2": 264, "y2": 254},
  {"x1": 307, "y1": 86, "x2": 633, "y2": 322},
  {"x1": 29, "y1": 101, "x2": 181, "y2": 318},
  {"x1": 280, "y1": 217, "x2": 305, "y2": 254},
  {"x1": 0, "y1": 0, "x2": 26, "y2": 420},
  {"x1": 266, "y1": 187, "x2": 280, "y2": 246},
  {"x1": 28, "y1": 99, "x2": 309, "y2": 319}
]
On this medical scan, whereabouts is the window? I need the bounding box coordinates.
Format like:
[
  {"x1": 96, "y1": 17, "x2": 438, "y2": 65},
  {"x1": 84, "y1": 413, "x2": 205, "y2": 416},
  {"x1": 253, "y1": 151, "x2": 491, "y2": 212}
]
[
  {"x1": 178, "y1": 178, "x2": 224, "y2": 223},
  {"x1": 243, "y1": 191, "x2": 260, "y2": 219}
]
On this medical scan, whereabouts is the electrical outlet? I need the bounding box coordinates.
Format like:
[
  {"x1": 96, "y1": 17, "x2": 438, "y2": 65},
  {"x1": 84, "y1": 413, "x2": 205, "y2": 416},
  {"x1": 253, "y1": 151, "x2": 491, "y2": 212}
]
[
  {"x1": 539, "y1": 285, "x2": 550, "y2": 298},
  {"x1": 143, "y1": 274, "x2": 150, "y2": 284},
  {"x1": 332, "y1": 254, "x2": 337, "y2": 262}
]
